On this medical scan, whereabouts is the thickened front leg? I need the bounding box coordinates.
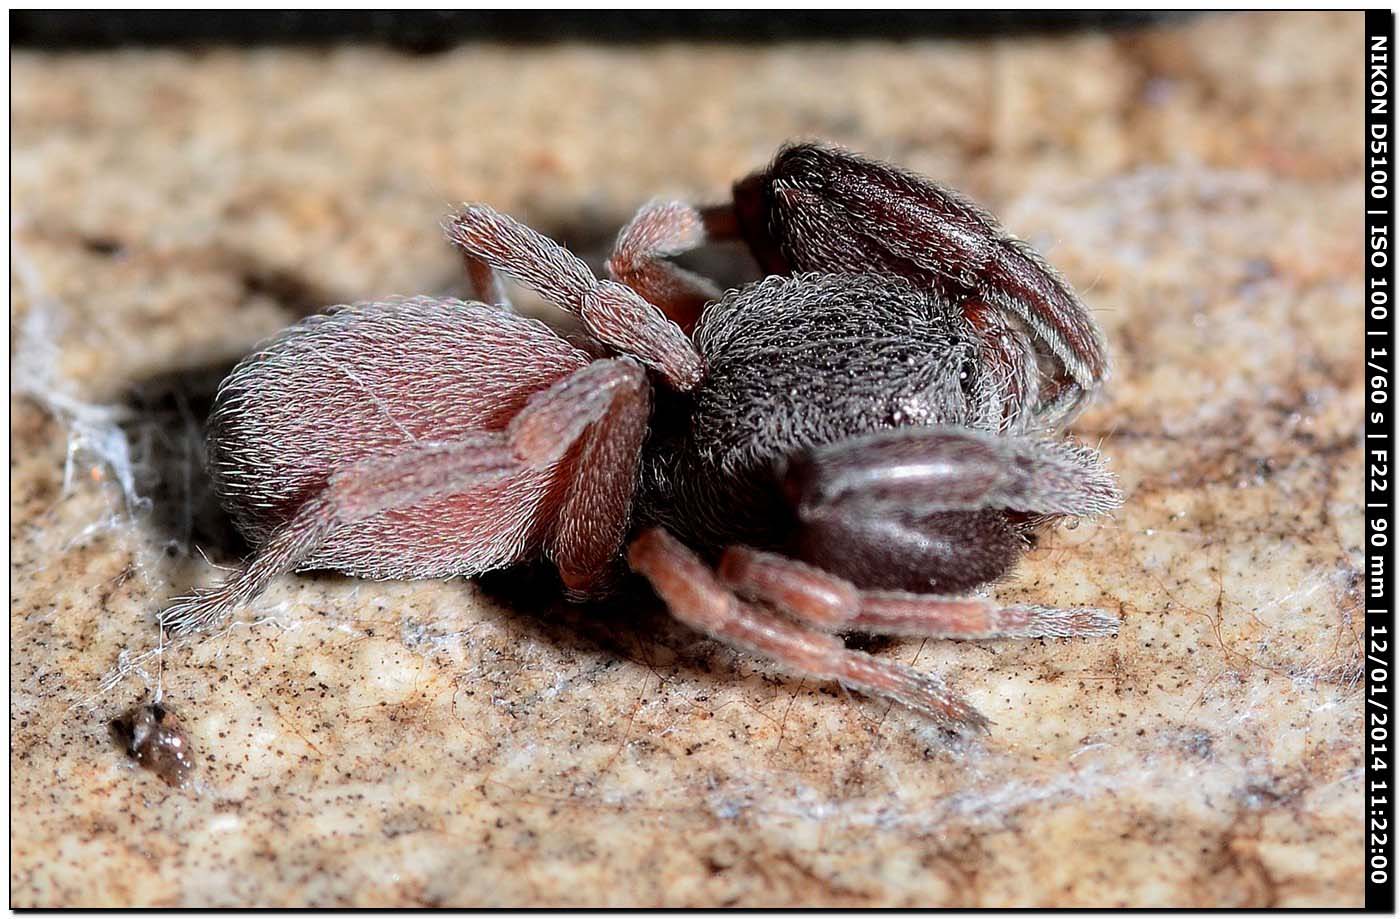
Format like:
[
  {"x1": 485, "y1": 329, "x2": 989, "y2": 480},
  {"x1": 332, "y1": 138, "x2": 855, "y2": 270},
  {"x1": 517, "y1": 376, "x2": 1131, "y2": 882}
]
[
  {"x1": 784, "y1": 426, "x2": 1122, "y2": 520},
  {"x1": 628, "y1": 528, "x2": 990, "y2": 730},
  {"x1": 780, "y1": 426, "x2": 1122, "y2": 594},
  {"x1": 729, "y1": 143, "x2": 1109, "y2": 421}
]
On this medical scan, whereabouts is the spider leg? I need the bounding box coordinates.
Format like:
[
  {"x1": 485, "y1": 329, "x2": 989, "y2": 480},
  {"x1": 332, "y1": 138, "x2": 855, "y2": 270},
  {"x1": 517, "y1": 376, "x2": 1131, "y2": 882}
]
[
  {"x1": 463, "y1": 255, "x2": 513, "y2": 310},
  {"x1": 444, "y1": 204, "x2": 704, "y2": 390},
  {"x1": 698, "y1": 202, "x2": 743, "y2": 241},
  {"x1": 719, "y1": 546, "x2": 1119, "y2": 639},
  {"x1": 785, "y1": 425, "x2": 1121, "y2": 520},
  {"x1": 161, "y1": 432, "x2": 520, "y2": 634},
  {"x1": 982, "y1": 237, "x2": 1107, "y2": 426},
  {"x1": 779, "y1": 424, "x2": 1122, "y2": 600},
  {"x1": 165, "y1": 357, "x2": 650, "y2": 632},
  {"x1": 963, "y1": 298, "x2": 1040, "y2": 430},
  {"x1": 522, "y1": 358, "x2": 653, "y2": 598},
  {"x1": 605, "y1": 200, "x2": 722, "y2": 334},
  {"x1": 729, "y1": 143, "x2": 1109, "y2": 423},
  {"x1": 628, "y1": 527, "x2": 990, "y2": 730}
]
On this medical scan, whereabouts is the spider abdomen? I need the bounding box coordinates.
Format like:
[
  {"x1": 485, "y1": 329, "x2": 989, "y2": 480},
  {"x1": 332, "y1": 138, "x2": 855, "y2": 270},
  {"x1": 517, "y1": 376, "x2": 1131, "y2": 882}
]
[{"x1": 207, "y1": 298, "x2": 590, "y2": 579}]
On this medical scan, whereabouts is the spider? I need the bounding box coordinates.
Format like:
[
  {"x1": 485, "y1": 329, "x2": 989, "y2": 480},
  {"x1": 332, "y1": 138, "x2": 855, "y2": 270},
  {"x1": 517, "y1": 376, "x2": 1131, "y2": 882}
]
[{"x1": 161, "y1": 142, "x2": 1121, "y2": 730}]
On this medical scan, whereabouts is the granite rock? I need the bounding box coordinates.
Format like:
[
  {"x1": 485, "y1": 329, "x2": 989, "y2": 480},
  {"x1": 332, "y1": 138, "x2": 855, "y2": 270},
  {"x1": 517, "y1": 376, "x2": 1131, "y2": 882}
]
[{"x1": 11, "y1": 12, "x2": 1364, "y2": 907}]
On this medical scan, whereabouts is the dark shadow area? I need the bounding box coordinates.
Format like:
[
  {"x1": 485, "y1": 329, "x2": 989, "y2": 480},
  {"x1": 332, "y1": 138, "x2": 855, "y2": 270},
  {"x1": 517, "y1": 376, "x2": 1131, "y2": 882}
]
[
  {"x1": 122, "y1": 359, "x2": 247, "y2": 563},
  {"x1": 474, "y1": 562, "x2": 727, "y2": 691},
  {"x1": 14, "y1": 11, "x2": 1195, "y2": 51},
  {"x1": 238, "y1": 262, "x2": 342, "y2": 320}
]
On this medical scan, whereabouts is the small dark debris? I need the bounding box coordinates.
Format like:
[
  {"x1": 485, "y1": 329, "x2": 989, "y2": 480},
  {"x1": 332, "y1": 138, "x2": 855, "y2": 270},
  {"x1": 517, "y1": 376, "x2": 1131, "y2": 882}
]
[
  {"x1": 110, "y1": 701, "x2": 195, "y2": 788},
  {"x1": 80, "y1": 235, "x2": 124, "y2": 257},
  {"x1": 842, "y1": 632, "x2": 899, "y2": 655}
]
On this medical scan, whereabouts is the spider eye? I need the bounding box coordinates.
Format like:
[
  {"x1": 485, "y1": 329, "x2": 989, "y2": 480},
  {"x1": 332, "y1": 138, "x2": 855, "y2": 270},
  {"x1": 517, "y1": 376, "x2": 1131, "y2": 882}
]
[{"x1": 958, "y1": 358, "x2": 977, "y2": 393}]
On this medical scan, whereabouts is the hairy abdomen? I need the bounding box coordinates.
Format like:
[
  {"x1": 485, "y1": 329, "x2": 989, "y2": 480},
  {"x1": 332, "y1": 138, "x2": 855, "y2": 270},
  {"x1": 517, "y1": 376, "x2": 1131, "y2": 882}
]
[{"x1": 207, "y1": 298, "x2": 590, "y2": 579}]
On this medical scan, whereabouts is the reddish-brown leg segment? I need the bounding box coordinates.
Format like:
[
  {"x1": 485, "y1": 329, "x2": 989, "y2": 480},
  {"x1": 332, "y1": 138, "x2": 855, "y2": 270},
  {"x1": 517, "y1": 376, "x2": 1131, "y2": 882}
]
[
  {"x1": 628, "y1": 528, "x2": 990, "y2": 730},
  {"x1": 445, "y1": 205, "x2": 705, "y2": 391},
  {"x1": 464, "y1": 256, "x2": 512, "y2": 310},
  {"x1": 520, "y1": 358, "x2": 653, "y2": 597},
  {"x1": 161, "y1": 432, "x2": 520, "y2": 633},
  {"x1": 983, "y1": 236, "x2": 1108, "y2": 425},
  {"x1": 605, "y1": 200, "x2": 722, "y2": 334},
  {"x1": 963, "y1": 298, "x2": 1039, "y2": 431},
  {"x1": 698, "y1": 202, "x2": 742, "y2": 242},
  {"x1": 719, "y1": 546, "x2": 1119, "y2": 639}
]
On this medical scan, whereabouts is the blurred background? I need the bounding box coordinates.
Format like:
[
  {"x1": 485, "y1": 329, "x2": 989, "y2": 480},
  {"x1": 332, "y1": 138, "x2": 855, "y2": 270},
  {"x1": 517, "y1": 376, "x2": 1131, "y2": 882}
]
[
  {"x1": 11, "y1": 11, "x2": 1364, "y2": 908},
  {"x1": 13, "y1": 11, "x2": 1179, "y2": 47}
]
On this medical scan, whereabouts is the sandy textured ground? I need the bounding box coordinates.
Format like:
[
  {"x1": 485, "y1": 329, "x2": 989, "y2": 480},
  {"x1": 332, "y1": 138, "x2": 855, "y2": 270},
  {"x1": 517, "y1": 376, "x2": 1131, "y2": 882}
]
[{"x1": 11, "y1": 12, "x2": 1364, "y2": 907}]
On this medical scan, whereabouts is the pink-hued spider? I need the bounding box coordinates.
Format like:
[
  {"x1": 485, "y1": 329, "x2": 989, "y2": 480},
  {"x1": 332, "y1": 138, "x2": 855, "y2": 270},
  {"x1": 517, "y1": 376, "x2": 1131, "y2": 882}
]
[{"x1": 161, "y1": 143, "x2": 1121, "y2": 730}]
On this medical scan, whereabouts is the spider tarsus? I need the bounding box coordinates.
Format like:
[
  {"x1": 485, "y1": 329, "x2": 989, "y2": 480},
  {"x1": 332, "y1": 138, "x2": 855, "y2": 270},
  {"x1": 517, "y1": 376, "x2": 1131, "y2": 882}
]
[
  {"x1": 1000, "y1": 604, "x2": 1122, "y2": 639},
  {"x1": 158, "y1": 591, "x2": 228, "y2": 636}
]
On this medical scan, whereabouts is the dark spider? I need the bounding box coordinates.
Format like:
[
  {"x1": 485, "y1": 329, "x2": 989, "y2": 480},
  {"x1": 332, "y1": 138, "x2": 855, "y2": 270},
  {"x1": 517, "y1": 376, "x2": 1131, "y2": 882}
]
[{"x1": 161, "y1": 142, "x2": 1122, "y2": 730}]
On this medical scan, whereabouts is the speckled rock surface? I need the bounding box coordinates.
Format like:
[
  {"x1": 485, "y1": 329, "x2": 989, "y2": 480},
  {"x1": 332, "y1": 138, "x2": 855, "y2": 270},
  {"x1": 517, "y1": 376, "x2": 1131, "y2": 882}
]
[{"x1": 11, "y1": 12, "x2": 1364, "y2": 907}]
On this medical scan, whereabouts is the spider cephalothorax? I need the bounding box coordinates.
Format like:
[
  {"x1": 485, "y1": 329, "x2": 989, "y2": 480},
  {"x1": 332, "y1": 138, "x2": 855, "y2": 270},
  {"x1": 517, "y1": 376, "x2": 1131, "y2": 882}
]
[{"x1": 162, "y1": 142, "x2": 1122, "y2": 730}]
